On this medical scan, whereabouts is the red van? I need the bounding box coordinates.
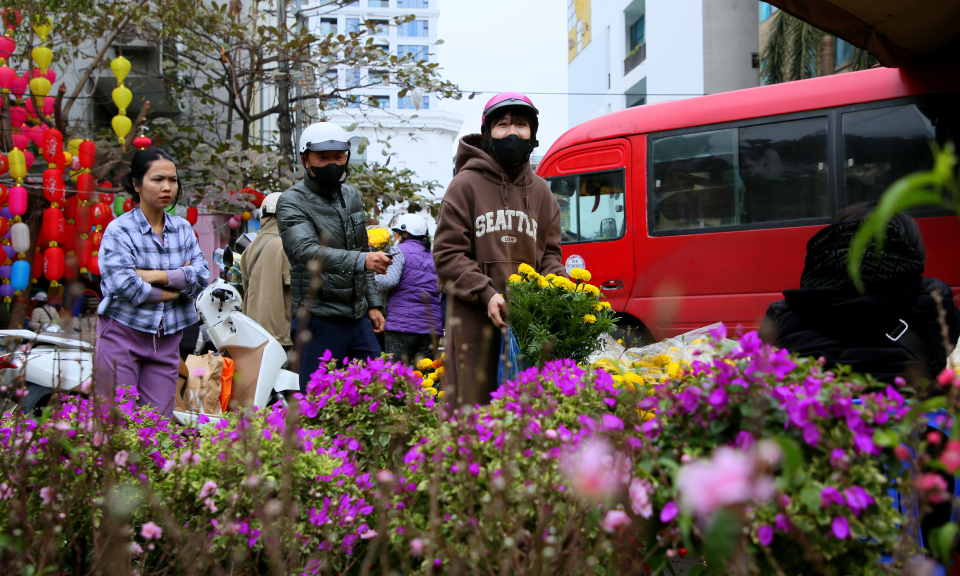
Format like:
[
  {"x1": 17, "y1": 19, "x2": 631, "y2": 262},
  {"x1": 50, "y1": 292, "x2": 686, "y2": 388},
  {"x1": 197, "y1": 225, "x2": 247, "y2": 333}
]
[{"x1": 537, "y1": 62, "x2": 960, "y2": 340}]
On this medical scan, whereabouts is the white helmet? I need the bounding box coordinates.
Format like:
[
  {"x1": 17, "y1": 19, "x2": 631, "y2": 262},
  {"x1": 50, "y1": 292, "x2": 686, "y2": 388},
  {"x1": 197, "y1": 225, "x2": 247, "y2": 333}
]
[
  {"x1": 259, "y1": 192, "x2": 282, "y2": 218},
  {"x1": 392, "y1": 213, "x2": 428, "y2": 237},
  {"x1": 298, "y1": 122, "x2": 351, "y2": 156}
]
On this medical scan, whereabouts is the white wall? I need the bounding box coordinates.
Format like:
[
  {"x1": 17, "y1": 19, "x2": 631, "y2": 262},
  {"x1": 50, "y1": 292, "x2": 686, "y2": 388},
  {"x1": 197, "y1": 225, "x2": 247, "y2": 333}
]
[
  {"x1": 643, "y1": 0, "x2": 705, "y2": 105},
  {"x1": 702, "y1": 0, "x2": 760, "y2": 95}
]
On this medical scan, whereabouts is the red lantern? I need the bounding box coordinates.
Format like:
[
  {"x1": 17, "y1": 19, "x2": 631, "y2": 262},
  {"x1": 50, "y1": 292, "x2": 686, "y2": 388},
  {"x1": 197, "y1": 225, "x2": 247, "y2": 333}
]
[
  {"x1": 0, "y1": 217, "x2": 8, "y2": 237},
  {"x1": 0, "y1": 154, "x2": 7, "y2": 176},
  {"x1": 90, "y1": 202, "x2": 105, "y2": 227},
  {"x1": 133, "y1": 136, "x2": 152, "y2": 150},
  {"x1": 43, "y1": 247, "x2": 64, "y2": 282},
  {"x1": 240, "y1": 187, "x2": 265, "y2": 208},
  {"x1": 89, "y1": 255, "x2": 100, "y2": 276},
  {"x1": 100, "y1": 191, "x2": 114, "y2": 205},
  {"x1": 78, "y1": 140, "x2": 96, "y2": 169},
  {"x1": 90, "y1": 230, "x2": 103, "y2": 251},
  {"x1": 65, "y1": 194, "x2": 78, "y2": 221},
  {"x1": 0, "y1": 183, "x2": 7, "y2": 204},
  {"x1": 77, "y1": 204, "x2": 92, "y2": 234},
  {"x1": 61, "y1": 223, "x2": 76, "y2": 251},
  {"x1": 63, "y1": 253, "x2": 78, "y2": 280},
  {"x1": 76, "y1": 172, "x2": 97, "y2": 203},
  {"x1": 43, "y1": 168, "x2": 64, "y2": 204},
  {"x1": 75, "y1": 238, "x2": 92, "y2": 270},
  {"x1": 123, "y1": 198, "x2": 133, "y2": 212},
  {"x1": 32, "y1": 250, "x2": 43, "y2": 280},
  {"x1": 42, "y1": 128, "x2": 62, "y2": 163},
  {"x1": 41, "y1": 207, "x2": 65, "y2": 245},
  {"x1": 186, "y1": 206, "x2": 198, "y2": 226}
]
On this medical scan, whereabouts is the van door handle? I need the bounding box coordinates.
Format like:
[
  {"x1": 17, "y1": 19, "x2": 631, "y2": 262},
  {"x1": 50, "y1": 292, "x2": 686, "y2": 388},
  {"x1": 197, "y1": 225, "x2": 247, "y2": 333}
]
[{"x1": 601, "y1": 279, "x2": 624, "y2": 290}]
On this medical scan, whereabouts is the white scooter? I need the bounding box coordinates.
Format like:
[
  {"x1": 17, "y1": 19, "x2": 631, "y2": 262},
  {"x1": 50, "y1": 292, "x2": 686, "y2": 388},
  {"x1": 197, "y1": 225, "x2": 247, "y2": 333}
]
[{"x1": 0, "y1": 279, "x2": 299, "y2": 421}]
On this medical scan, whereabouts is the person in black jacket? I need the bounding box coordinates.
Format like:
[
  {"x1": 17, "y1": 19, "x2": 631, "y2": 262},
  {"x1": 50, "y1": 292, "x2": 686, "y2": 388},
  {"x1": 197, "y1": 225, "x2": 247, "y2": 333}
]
[{"x1": 761, "y1": 202, "x2": 960, "y2": 386}]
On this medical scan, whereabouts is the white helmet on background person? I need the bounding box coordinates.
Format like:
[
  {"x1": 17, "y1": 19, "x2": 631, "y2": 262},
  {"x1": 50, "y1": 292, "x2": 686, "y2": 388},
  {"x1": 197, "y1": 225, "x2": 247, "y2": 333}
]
[
  {"x1": 259, "y1": 192, "x2": 283, "y2": 218},
  {"x1": 392, "y1": 213, "x2": 429, "y2": 237},
  {"x1": 298, "y1": 122, "x2": 351, "y2": 156}
]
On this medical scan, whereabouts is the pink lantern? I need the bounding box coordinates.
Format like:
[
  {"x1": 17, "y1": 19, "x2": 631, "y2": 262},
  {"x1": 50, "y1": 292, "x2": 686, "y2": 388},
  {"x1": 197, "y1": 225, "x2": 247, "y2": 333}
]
[
  {"x1": 10, "y1": 76, "x2": 26, "y2": 100},
  {"x1": 9, "y1": 185, "x2": 27, "y2": 216},
  {"x1": 24, "y1": 96, "x2": 37, "y2": 119},
  {"x1": 0, "y1": 64, "x2": 14, "y2": 90},
  {"x1": 9, "y1": 106, "x2": 26, "y2": 128},
  {"x1": 27, "y1": 125, "x2": 46, "y2": 148},
  {"x1": 11, "y1": 134, "x2": 28, "y2": 150},
  {"x1": 0, "y1": 37, "x2": 14, "y2": 61},
  {"x1": 30, "y1": 68, "x2": 56, "y2": 84},
  {"x1": 22, "y1": 150, "x2": 33, "y2": 170}
]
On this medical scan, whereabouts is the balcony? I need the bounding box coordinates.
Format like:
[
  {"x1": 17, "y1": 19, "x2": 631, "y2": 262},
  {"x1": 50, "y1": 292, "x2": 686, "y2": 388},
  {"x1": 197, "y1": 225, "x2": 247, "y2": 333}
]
[{"x1": 624, "y1": 43, "x2": 646, "y2": 74}]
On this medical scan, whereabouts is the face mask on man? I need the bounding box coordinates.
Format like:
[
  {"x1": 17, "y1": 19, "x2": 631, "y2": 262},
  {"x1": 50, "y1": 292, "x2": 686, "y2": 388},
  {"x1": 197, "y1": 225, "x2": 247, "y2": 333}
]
[
  {"x1": 304, "y1": 159, "x2": 348, "y2": 188},
  {"x1": 487, "y1": 134, "x2": 533, "y2": 167}
]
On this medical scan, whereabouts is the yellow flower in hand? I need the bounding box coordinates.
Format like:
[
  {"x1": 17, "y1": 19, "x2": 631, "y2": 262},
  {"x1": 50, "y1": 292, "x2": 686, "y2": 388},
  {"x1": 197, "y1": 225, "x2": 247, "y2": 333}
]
[
  {"x1": 518, "y1": 263, "x2": 536, "y2": 277},
  {"x1": 545, "y1": 274, "x2": 557, "y2": 281},
  {"x1": 508, "y1": 274, "x2": 523, "y2": 283},
  {"x1": 569, "y1": 268, "x2": 592, "y2": 283},
  {"x1": 537, "y1": 277, "x2": 550, "y2": 288},
  {"x1": 584, "y1": 314, "x2": 597, "y2": 324}
]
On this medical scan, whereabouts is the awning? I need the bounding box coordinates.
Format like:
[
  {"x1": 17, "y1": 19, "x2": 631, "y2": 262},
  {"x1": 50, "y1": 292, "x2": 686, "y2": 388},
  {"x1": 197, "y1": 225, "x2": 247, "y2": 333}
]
[{"x1": 765, "y1": 0, "x2": 960, "y2": 67}]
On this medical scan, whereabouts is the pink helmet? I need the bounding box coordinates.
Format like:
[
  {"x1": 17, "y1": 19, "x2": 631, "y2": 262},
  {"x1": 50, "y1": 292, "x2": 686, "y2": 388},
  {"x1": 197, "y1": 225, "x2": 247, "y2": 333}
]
[{"x1": 481, "y1": 92, "x2": 539, "y2": 135}]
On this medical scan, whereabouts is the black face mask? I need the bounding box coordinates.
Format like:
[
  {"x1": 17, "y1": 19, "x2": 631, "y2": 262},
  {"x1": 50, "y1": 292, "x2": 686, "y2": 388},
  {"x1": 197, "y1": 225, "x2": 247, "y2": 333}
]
[
  {"x1": 305, "y1": 161, "x2": 347, "y2": 189},
  {"x1": 487, "y1": 134, "x2": 533, "y2": 167}
]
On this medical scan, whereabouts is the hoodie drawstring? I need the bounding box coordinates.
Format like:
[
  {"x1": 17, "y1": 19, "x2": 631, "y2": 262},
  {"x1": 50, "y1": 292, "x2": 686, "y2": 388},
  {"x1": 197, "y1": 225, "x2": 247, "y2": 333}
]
[
  {"x1": 525, "y1": 184, "x2": 530, "y2": 210},
  {"x1": 500, "y1": 175, "x2": 509, "y2": 209}
]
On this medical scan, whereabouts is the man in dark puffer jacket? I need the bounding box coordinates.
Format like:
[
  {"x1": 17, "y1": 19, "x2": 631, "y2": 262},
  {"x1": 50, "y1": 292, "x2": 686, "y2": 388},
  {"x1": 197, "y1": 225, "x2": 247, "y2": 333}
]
[{"x1": 761, "y1": 202, "x2": 960, "y2": 386}]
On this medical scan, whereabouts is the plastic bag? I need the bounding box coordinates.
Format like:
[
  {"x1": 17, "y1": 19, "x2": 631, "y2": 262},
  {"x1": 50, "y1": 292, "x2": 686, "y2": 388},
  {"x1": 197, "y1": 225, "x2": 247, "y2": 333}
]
[
  {"x1": 497, "y1": 326, "x2": 523, "y2": 387},
  {"x1": 220, "y1": 356, "x2": 235, "y2": 412}
]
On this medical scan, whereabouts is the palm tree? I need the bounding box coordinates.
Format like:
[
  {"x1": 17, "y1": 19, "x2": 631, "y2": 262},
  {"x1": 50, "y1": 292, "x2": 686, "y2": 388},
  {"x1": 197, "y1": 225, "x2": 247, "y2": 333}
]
[{"x1": 760, "y1": 9, "x2": 878, "y2": 85}]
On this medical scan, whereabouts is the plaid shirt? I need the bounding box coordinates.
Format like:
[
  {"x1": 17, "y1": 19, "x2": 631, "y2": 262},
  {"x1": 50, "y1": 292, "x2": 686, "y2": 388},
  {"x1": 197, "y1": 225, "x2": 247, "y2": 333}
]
[{"x1": 98, "y1": 207, "x2": 210, "y2": 334}]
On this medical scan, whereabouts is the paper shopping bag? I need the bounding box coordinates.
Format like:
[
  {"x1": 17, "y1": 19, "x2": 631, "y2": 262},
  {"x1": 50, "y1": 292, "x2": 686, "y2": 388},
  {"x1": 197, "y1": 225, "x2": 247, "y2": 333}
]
[{"x1": 184, "y1": 352, "x2": 224, "y2": 415}]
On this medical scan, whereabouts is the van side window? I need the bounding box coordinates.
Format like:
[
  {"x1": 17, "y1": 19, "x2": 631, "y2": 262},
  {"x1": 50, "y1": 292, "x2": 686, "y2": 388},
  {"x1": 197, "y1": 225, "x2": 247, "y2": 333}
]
[
  {"x1": 548, "y1": 170, "x2": 626, "y2": 244},
  {"x1": 651, "y1": 118, "x2": 829, "y2": 232},
  {"x1": 842, "y1": 98, "x2": 960, "y2": 207}
]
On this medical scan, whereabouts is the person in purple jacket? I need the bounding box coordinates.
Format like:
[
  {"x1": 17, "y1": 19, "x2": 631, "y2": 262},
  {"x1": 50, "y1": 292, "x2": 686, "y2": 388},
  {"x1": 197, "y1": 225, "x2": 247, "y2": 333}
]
[
  {"x1": 95, "y1": 147, "x2": 210, "y2": 417},
  {"x1": 374, "y1": 213, "x2": 443, "y2": 366}
]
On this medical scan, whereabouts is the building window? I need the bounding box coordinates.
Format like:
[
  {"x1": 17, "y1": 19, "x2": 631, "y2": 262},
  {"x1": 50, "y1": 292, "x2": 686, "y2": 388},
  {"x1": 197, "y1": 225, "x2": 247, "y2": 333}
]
[
  {"x1": 835, "y1": 37, "x2": 854, "y2": 68},
  {"x1": 398, "y1": 94, "x2": 428, "y2": 109},
  {"x1": 629, "y1": 16, "x2": 644, "y2": 51},
  {"x1": 345, "y1": 69, "x2": 362, "y2": 88},
  {"x1": 346, "y1": 18, "x2": 360, "y2": 34},
  {"x1": 397, "y1": 0, "x2": 428, "y2": 7},
  {"x1": 650, "y1": 117, "x2": 830, "y2": 232},
  {"x1": 349, "y1": 136, "x2": 367, "y2": 164},
  {"x1": 398, "y1": 44, "x2": 428, "y2": 62},
  {"x1": 549, "y1": 170, "x2": 626, "y2": 244},
  {"x1": 627, "y1": 95, "x2": 645, "y2": 108},
  {"x1": 369, "y1": 0, "x2": 389, "y2": 6},
  {"x1": 759, "y1": 2, "x2": 778, "y2": 21},
  {"x1": 370, "y1": 19, "x2": 389, "y2": 35},
  {"x1": 318, "y1": 18, "x2": 337, "y2": 36},
  {"x1": 370, "y1": 95, "x2": 390, "y2": 108},
  {"x1": 398, "y1": 19, "x2": 429, "y2": 37}
]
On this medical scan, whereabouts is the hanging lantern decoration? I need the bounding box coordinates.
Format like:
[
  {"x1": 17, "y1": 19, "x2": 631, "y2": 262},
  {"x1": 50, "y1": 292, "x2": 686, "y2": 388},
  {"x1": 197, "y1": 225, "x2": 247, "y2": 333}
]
[
  {"x1": 63, "y1": 253, "x2": 78, "y2": 280},
  {"x1": 186, "y1": 206, "x2": 198, "y2": 226},
  {"x1": 133, "y1": 135, "x2": 152, "y2": 150},
  {"x1": 10, "y1": 75, "x2": 25, "y2": 104},
  {"x1": 89, "y1": 230, "x2": 103, "y2": 252},
  {"x1": 78, "y1": 139, "x2": 95, "y2": 169},
  {"x1": 8, "y1": 185, "x2": 27, "y2": 217},
  {"x1": 123, "y1": 198, "x2": 133, "y2": 212},
  {"x1": 113, "y1": 194, "x2": 125, "y2": 216},
  {"x1": 42, "y1": 207, "x2": 65, "y2": 245},
  {"x1": 88, "y1": 254, "x2": 100, "y2": 276},
  {"x1": 61, "y1": 223, "x2": 76, "y2": 251},
  {"x1": 76, "y1": 204, "x2": 92, "y2": 235},
  {"x1": 31, "y1": 250, "x2": 43, "y2": 282},
  {"x1": 43, "y1": 246, "x2": 63, "y2": 285},
  {"x1": 8, "y1": 147, "x2": 25, "y2": 183},
  {"x1": 91, "y1": 202, "x2": 105, "y2": 228},
  {"x1": 11, "y1": 259, "x2": 29, "y2": 292},
  {"x1": 0, "y1": 183, "x2": 6, "y2": 204},
  {"x1": 75, "y1": 237, "x2": 92, "y2": 273},
  {"x1": 43, "y1": 127, "x2": 64, "y2": 170},
  {"x1": 0, "y1": 154, "x2": 7, "y2": 176},
  {"x1": 11, "y1": 222, "x2": 30, "y2": 254},
  {"x1": 43, "y1": 168, "x2": 64, "y2": 205},
  {"x1": 0, "y1": 217, "x2": 8, "y2": 237},
  {"x1": 76, "y1": 171, "x2": 96, "y2": 203},
  {"x1": 110, "y1": 55, "x2": 132, "y2": 148}
]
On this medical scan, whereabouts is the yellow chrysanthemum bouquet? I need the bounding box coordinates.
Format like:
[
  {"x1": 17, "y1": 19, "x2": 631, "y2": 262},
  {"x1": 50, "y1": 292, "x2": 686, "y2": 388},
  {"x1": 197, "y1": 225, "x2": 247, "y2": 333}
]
[
  {"x1": 506, "y1": 264, "x2": 616, "y2": 366},
  {"x1": 367, "y1": 226, "x2": 393, "y2": 252},
  {"x1": 413, "y1": 355, "x2": 445, "y2": 398}
]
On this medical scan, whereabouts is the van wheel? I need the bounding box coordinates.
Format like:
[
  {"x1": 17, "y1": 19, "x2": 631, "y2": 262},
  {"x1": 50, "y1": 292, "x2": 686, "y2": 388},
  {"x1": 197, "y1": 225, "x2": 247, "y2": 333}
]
[{"x1": 611, "y1": 315, "x2": 655, "y2": 348}]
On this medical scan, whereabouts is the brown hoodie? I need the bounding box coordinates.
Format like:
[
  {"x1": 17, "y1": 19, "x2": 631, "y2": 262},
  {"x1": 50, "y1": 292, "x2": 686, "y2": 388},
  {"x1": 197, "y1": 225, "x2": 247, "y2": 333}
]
[{"x1": 433, "y1": 134, "x2": 566, "y2": 403}]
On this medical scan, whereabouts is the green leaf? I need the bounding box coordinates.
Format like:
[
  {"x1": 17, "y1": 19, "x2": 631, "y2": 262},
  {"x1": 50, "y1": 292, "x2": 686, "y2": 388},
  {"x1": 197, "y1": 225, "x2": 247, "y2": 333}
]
[
  {"x1": 871, "y1": 429, "x2": 900, "y2": 448},
  {"x1": 379, "y1": 433, "x2": 390, "y2": 447},
  {"x1": 702, "y1": 508, "x2": 741, "y2": 569},
  {"x1": 773, "y1": 435, "x2": 802, "y2": 481},
  {"x1": 930, "y1": 522, "x2": 958, "y2": 563}
]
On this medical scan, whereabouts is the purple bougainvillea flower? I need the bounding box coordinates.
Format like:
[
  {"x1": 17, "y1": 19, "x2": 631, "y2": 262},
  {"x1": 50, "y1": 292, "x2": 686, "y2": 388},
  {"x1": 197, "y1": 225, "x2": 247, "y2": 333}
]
[
  {"x1": 832, "y1": 516, "x2": 849, "y2": 539},
  {"x1": 734, "y1": 431, "x2": 755, "y2": 451},
  {"x1": 821, "y1": 486, "x2": 845, "y2": 508},
  {"x1": 843, "y1": 486, "x2": 875, "y2": 517},
  {"x1": 660, "y1": 501, "x2": 679, "y2": 523},
  {"x1": 829, "y1": 448, "x2": 846, "y2": 468},
  {"x1": 757, "y1": 524, "x2": 773, "y2": 546},
  {"x1": 775, "y1": 513, "x2": 793, "y2": 532},
  {"x1": 600, "y1": 414, "x2": 623, "y2": 432}
]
